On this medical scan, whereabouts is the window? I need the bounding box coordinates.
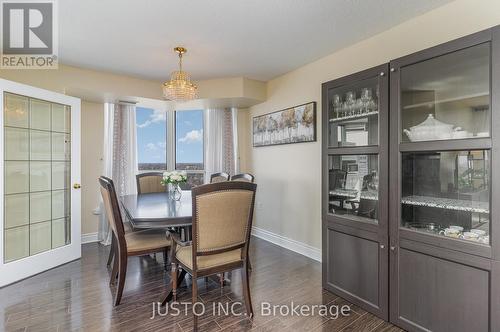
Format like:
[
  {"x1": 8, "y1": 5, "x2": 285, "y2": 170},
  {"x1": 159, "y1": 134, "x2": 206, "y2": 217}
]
[
  {"x1": 175, "y1": 110, "x2": 204, "y2": 188},
  {"x1": 135, "y1": 107, "x2": 205, "y2": 188},
  {"x1": 136, "y1": 107, "x2": 167, "y2": 171}
]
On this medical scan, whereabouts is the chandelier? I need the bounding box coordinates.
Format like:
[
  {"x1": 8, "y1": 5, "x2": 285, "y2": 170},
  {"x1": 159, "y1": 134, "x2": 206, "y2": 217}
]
[{"x1": 162, "y1": 47, "x2": 198, "y2": 102}]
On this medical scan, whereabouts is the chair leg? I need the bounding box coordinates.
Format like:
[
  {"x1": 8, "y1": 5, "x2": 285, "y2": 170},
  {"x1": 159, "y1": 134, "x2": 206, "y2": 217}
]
[
  {"x1": 171, "y1": 262, "x2": 178, "y2": 302},
  {"x1": 107, "y1": 234, "x2": 115, "y2": 267},
  {"x1": 192, "y1": 276, "x2": 199, "y2": 332},
  {"x1": 163, "y1": 248, "x2": 168, "y2": 271},
  {"x1": 241, "y1": 262, "x2": 254, "y2": 318},
  {"x1": 110, "y1": 256, "x2": 118, "y2": 285},
  {"x1": 114, "y1": 254, "x2": 127, "y2": 306},
  {"x1": 219, "y1": 273, "x2": 225, "y2": 287}
]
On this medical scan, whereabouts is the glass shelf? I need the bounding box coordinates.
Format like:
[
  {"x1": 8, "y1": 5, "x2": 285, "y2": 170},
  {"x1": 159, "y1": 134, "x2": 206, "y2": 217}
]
[{"x1": 329, "y1": 110, "x2": 379, "y2": 123}]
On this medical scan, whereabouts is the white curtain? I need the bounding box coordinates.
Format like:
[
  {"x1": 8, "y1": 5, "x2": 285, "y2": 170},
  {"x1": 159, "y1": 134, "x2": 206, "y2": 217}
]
[
  {"x1": 204, "y1": 108, "x2": 239, "y2": 181},
  {"x1": 98, "y1": 102, "x2": 138, "y2": 244}
]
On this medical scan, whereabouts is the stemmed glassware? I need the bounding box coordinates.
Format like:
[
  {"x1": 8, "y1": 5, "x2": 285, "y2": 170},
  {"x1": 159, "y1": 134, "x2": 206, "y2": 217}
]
[
  {"x1": 345, "y1": 91, "x2": 355, "y2": 117},
  {"x1": 332, "y1": 86, "x2": 379, "y2": 120},
  {"x1": 332, "y1": 94, "x2": 342, "y2": 118}
]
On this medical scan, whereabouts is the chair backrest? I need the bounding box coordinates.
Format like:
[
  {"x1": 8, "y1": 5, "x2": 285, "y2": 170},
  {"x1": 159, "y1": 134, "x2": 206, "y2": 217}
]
[
  {"x1": 329, "y1": 169, "x2": 347, "y2": 189},
  {"x1": 98, "y1": 176, "x2": 126, "y2": 248},
  {"x1": 136, "y1": 172, "x2": 165, "y2": 194},
  {"x1": 210, "y1": 172, "x2": 230, "y2": 183},
  {"x1": 191, "y1": 182, "x2": 257, "y2": 268},
  {"x1": 230, "y1": 173, "x2": 255, "y2": 183}
]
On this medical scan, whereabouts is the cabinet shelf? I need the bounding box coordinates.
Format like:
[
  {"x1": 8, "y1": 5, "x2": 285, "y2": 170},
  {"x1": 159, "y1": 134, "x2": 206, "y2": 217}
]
[
  {"x1": 402, "y1": 92, "x2": 489, "y2": 110},
  {"x1": 329, "y1": 110, "x2": 378, "y2": 123},
  {"x1": 401, "y1": 195, "x2": 489, "y2": 214}
]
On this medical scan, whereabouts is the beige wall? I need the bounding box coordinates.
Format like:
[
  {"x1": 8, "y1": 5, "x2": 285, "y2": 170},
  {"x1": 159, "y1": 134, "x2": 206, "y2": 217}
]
[
  {"x1": 80, "y1": 101, "x2": 104, "y2": 234},
  {"x1": 245, "y1": 0, "x2": 500, "y2": 250}
]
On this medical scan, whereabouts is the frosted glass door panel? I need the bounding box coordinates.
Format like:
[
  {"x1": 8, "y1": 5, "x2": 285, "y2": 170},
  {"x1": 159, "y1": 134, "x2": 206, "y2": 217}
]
[
  {"x1": 4, "y1": 93, "x2": 72, "y2": 262},
  {"x1": 5, "y1": 161, "x2": 29, "y2": 194},
  {"x1": 5, "y1": 226, "x2": 29, "y2": 262},
  {"x1": 5, "y1": 127, "x2": 29, "y2": 160},
  {"x1": 30, "y1": 99, "x2": 51, "y2": 130},
  {"x1": 30, "y1": 131, "x2": 51, "y2": 160},
  {"x1": 4, "y1": 93, "x2": 28, "y2": 128},
  {"x1": 5, "y1": 194, "x2": 29, "y2": 228}
]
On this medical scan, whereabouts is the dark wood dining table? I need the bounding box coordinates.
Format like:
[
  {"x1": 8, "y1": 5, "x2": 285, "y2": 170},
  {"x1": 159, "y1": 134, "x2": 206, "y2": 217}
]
[
  {"x1": 120, "y1": 191, "x2": 193, "y2": 229},
  {"x1": 120, "y1": 190, "x2": 194, "y2": 304}
]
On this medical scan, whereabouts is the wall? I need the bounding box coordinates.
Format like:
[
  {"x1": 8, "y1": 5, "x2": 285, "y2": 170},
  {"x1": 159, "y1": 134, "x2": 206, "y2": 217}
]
[
  {"x1": 80, "y1": 101, "x2": 104, "y2": 235},
  {"x1": 245, "y1": 0, "x2": 500, "y2": 253}
]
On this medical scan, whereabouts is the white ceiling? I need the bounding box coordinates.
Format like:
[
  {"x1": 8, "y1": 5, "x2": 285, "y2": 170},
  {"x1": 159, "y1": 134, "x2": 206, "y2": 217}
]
[{"x1": 59, "y1": 0, "x2": 452, "y2": 82}]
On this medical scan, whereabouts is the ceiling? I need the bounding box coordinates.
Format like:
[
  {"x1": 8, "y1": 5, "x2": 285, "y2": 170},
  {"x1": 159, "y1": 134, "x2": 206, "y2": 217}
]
[{"x1": 59, "y1": 0, "x2": 452, "y2": 82}]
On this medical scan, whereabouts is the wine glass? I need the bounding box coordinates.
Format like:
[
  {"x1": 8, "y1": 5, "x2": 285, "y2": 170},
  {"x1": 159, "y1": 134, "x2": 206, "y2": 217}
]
[
  {"x1": 332, "y1": 94, "x2": 341, "y2": 118},
  {"x1": 361, "y1": 88, "x2": 372, "y2": 114},
  {"x1": 345, "y1": 91, "x2": 355, "y2": 116}
]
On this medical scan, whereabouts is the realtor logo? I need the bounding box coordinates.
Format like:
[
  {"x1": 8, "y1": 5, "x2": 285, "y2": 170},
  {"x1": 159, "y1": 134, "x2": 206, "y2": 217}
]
[{"x1": 1, "y1": 0, "x2": 58, "y2": 69}]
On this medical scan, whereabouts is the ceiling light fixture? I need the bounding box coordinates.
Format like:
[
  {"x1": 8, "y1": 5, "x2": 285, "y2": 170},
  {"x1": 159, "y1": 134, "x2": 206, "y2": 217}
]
[{"x1": 162, "y1": 46, "x2": 198, "y2": 102}]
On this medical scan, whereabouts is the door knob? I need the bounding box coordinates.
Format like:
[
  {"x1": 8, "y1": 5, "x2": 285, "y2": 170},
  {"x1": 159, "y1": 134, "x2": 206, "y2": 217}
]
[
  {"x1": 380, "y1": 244, "x2": 385, "y2": 249},
  {"x1": 390, "y1": 246, "x2": 396, "y2": 251},
  {"x1": 73, "y1": 183, "x2": 81, "y2": 189}
]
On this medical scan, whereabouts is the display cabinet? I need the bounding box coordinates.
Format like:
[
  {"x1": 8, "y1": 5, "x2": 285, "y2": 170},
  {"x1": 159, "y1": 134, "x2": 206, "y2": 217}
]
[
  {"x1": 322, "y1": 64, "x2": 389, "y2": 319},
  {"x1": 389, "y1": 28, "x2": 500, "y2": 332},
  {"x1": 323, "y1": 26, "x2": 500, "y2": 332}
]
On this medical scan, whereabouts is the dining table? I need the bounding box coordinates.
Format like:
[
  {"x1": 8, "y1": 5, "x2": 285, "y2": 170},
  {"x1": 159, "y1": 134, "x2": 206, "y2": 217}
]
[{"x1": 120, "y1": 190, "x2": 194, "y2": 304}]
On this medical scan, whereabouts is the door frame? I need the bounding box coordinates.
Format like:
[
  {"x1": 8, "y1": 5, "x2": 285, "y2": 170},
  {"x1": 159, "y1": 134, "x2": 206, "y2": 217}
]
[
  {"x1": 322, "y1": 63, "x2": 389, "y2": 320},
  {"x1": 0, "y1": 78, "x2": 81, "y2": 287}
]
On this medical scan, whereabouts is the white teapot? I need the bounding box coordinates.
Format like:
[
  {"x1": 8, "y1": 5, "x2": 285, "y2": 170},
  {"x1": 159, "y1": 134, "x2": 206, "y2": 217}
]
[{"x1": 403, "y1": 114, "x2": 457, "y2": 142}]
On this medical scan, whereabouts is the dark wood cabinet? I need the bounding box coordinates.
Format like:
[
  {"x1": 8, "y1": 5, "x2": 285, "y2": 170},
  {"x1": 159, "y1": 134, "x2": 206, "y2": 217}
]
[
  {"x1": 322, "y1": 64, "x2": 390, "y2": 320},
  {"x1": 323, "y1": 26, "x2": 500, "y2": 332}
]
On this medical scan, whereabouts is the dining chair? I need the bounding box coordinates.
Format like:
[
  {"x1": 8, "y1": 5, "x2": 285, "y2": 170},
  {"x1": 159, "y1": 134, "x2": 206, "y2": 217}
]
[
  {"x1": 229, "y1": 173, "x2": 255, "y2": 273},
  {"x1": 168, "y1": 181, "x2": 257, "y2": 330},
  {"x1": 329, "y1": 168, "x2": 347, "y2": 210},
  {"x1": 107, "y1": 172, "x2": 166, "y2": 267},
  {"x1": 210, "y1": 172, "x2": 230, "y2": 183},
  {"x1": 136, "y1": 172, "x2": 165, "y2": 194},
  {"x1": 99, "y1": 176, "x2": 171, "y2": 306},
  {"x1": 230, "y1": 173, "x2": 255, "y2": 183}
]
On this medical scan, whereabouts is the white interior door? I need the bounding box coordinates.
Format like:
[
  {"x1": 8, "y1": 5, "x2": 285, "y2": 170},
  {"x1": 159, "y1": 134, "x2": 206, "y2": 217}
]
[{"x1": 0, "y1": 79, "x2": 81, "y2": 287}]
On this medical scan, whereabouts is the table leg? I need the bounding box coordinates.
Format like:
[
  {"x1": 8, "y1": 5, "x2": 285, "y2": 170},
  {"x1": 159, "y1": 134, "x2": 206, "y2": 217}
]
[{"x1": 161, "y1": 269, "x2": 187, "y2": 306}]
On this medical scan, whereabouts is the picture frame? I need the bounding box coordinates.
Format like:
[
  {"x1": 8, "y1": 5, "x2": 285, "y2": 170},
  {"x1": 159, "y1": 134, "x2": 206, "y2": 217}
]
[{"x1": 252, "y1": 101, "x2": 316, "y2": 147}]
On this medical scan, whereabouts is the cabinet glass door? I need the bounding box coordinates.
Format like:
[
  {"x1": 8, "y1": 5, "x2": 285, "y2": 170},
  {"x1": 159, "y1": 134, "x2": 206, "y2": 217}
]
[
  {"x1": 400, "y1": 43, "x2": 490, "y2": 143},
  {"x1": 328, "y1": 77, "x2": 379, "y2": 147},
  {"x1": 328, "y1": 154, "x2": 379, "y2": 224},
  {"x1": 401, "y1": 150, "x2": 489, "y2": 244},
  {"x1": 4, "y1": 93, "x2": 71, "y2": 263}
]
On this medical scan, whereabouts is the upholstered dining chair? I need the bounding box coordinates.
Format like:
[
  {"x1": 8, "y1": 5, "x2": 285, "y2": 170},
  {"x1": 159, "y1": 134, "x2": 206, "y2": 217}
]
[
  {"x1": 136, "y1": 172, "x2": 165, "y2": 194},
  {"x1": 99, "y1": 176, "x2": 171, "y2": 306},
  {"x1": 107, "y1": 172, "x2": 166, "y2": 267},
  {"x1": 210, "y1": 172, "x2": 230, "y2": 183},
  {"x1": 230, "y1": 173, "x2": 255, "y2": 183},
  {"x1": 229, "y1": 172, "x2": 255, "y2": 273},
  {"x1": 168, "y1": 181, "x2": 257, "y2": 330}
]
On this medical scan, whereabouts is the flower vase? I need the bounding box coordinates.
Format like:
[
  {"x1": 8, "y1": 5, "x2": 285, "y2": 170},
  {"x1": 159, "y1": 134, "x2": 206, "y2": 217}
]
[{"x1": 170, "y1": 183, "x2": 182, "y2": 201}]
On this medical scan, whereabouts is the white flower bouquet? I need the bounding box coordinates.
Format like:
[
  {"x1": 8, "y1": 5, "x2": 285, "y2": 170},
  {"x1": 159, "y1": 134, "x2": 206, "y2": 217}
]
[{"x1": 161, "y1": 170, "x2": 188, "y2": 186}]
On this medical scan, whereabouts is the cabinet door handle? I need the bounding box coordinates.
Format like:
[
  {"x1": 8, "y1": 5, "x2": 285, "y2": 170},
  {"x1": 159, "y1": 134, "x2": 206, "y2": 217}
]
[
  {"x1": 390, "y1": 246, "x2": 396, "y2": 251},
  {"x1": 380, "y1": 244, "x2": 385, "y2": 249}
]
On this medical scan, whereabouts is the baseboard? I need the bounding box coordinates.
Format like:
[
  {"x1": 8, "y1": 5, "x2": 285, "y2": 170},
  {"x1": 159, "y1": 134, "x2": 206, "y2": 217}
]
[
  {"x1": 251, "y1": 226, "x2": 321, "y2": 262},
  {"x1": 81, "y1": 232, "x2": 99, "y2": 244}
]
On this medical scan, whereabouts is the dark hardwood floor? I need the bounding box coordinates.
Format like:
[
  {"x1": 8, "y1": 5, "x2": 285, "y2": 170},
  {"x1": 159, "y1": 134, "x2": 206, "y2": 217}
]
[{"x1": 0, "y1": 237, "x2": 403, "y2": 332}]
